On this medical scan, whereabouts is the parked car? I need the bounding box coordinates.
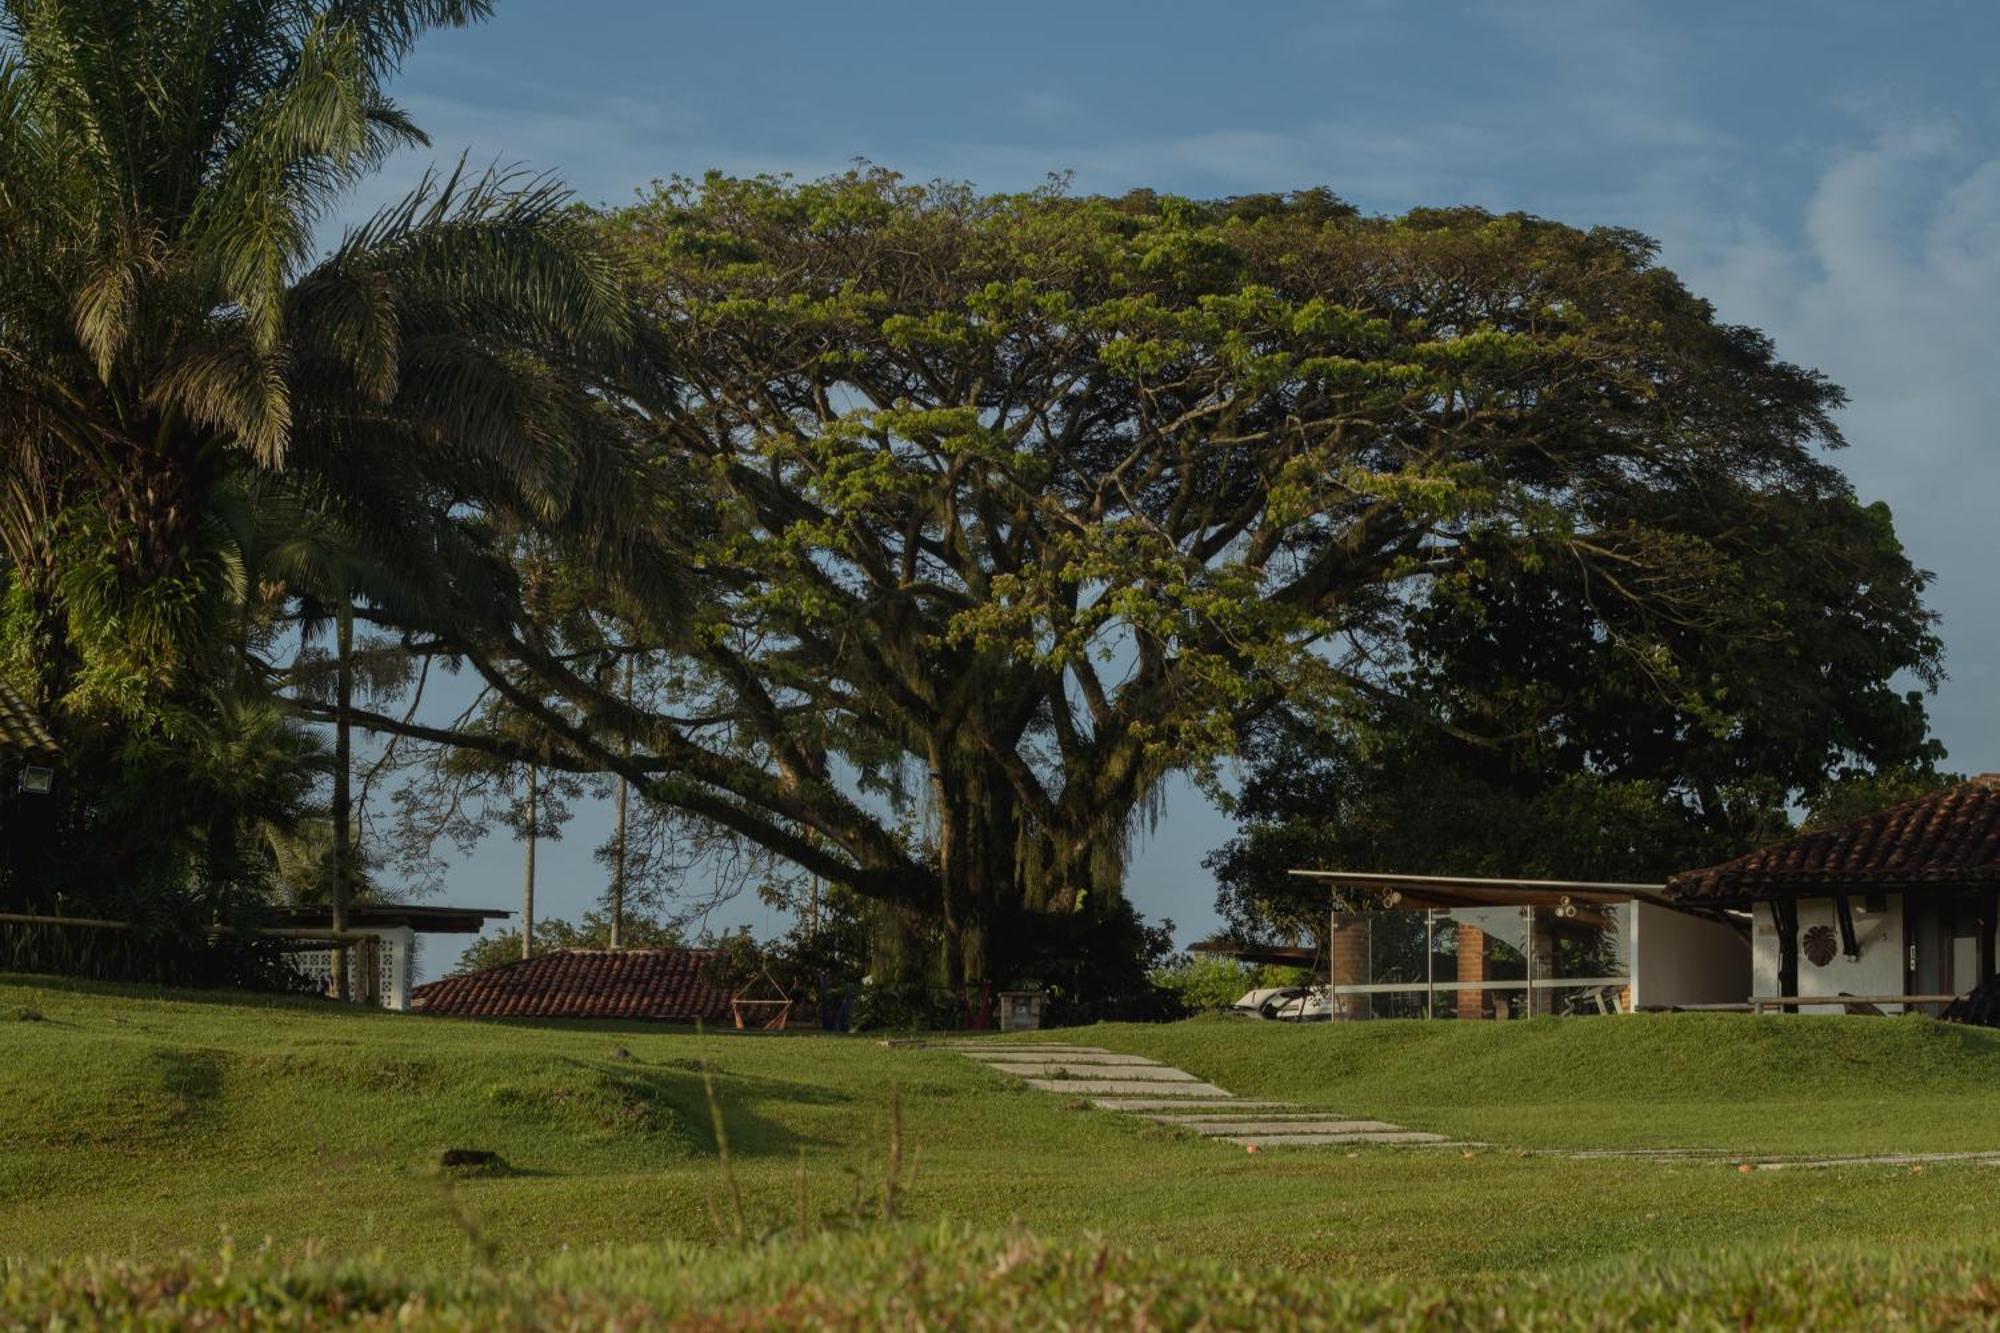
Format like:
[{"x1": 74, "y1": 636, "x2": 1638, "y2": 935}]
[
  {"x1": 1267, "y1": 986, "x2": 1336, "y2": 1022},
  {"x1": 1229, "y1": 985, "x2": 1302, "y2": 1017},
  {"x1": 1229, "y1": 985, "x2": 1335, "y2": 1020}
]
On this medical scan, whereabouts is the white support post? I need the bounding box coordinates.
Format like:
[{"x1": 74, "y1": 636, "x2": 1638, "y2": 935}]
[
  {"x1": 383, "y1": 927, "x2": 416, "y2": 1011},
  {"x1": 1627, "y1": 903, "x2": 1641, "y2": 1012}
]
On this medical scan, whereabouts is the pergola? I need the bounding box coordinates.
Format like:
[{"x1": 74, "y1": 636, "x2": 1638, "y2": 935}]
[
  {"x1": 265, "y1": 904, "x2": 512, "y2": 1009},
  {"x1": 1288, "y1": 869, "x2": 1676, "y2": 910}
]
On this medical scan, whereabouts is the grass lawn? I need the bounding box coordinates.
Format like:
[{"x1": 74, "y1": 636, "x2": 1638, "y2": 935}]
[
  {"x1": 5, "y1": 973, "x2": 2000, "y2": 1326},
  {"x1": 1009, "y1": 1010, "x2": 2000, "y2": 1154}
]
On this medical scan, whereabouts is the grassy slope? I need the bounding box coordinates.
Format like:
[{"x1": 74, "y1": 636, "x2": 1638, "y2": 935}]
[
  {"x1": 1031, "y1": 1011, "x2": 2000, "y2": 1153},
  {"x1": 3, "y1": 974, "x2": 1998, "y2": 1288}
]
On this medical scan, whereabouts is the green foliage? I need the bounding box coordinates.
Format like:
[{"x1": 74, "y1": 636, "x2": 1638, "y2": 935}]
[
  {"x1": 1209, "y1": 717, "x2": 1778, "y2": 942},
  {"x1": 453, "y1": 911, "x2": 688, "y2": 974},
  {"x1": 0, "y1": 1, "x2": 668, "y2": 985},
  {"x1": 1149, "y1": 955, "x2": 1307, "y2": 1011},
  {"x1": 1804, "y1": 766, "x2": 1962, "y2": 831}
]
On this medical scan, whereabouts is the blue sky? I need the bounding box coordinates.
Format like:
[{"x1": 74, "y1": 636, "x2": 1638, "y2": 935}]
[{"x1": 362, "y1": 1, "x2": 2000, "y2": 973}]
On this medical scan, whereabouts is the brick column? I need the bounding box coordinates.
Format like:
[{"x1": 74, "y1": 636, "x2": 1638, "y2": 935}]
[
  {"x1": 1330, "y1": 920, "x2": 1370, "y2": 1020},
  {"x1": 1455, "y1": 924, "x2": 1488, "y2": 1018},
  {"x1": 1528, "y1": 914, "x2": 1555, "y2": 1015}
]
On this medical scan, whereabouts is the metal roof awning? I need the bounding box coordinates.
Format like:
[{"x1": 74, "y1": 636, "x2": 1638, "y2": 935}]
[
  {"x1": 1187, "y1": 939, "x2": 1320, "y2": 969},
  {"x1": 1288, "y1": 869, "x2": 1674, "y2": 910},
  {"x1": 265, "y1": 905, "x2": 512, "y2": 935}
]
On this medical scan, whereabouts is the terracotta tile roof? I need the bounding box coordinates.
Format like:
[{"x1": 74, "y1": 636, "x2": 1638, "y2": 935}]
[
  {"x1": 1667, "y1": 774, "x2": 2000, "y2": 902},
  {"x1": 0, "y1": 679, "x2": 56, "y2": 759},
  {"x1": 409, "y1": 948, "x2": 734, "y2": 1022}
]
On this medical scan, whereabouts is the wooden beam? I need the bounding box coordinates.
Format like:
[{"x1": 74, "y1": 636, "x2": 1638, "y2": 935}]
[
  {"x1": 1833, "y1": 895, "x2": 1860, "y2": 960},
  {"x1": 1753, "y1": 993, "x2": 1959, "y2": 1013},
  {"x1": 0, "y1": 911, "x2": 131, "y2": 930},
  {"x1": 1980, "y1": 890, "x2": 1998, "y2": 986},
  {"x1": 1773, "y1": 899, "x2": 1800, "y2": 1014}
]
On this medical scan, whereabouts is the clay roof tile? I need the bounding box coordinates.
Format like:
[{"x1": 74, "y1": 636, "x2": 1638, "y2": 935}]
[
  {"x1": 408, "y1": 948, "x2": 735, "y2": 1022},
  {"x1": 1667, "y1": 775, "x2": 2000, "y2": 902}
]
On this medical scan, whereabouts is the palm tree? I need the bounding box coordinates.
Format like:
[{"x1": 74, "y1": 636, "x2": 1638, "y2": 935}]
[
  {"x1": 0, "y1": 0, "x2": 675, "y2": 987},
  {"x1": 0, "y1": 0, "x2": 668, "y2": 693}
]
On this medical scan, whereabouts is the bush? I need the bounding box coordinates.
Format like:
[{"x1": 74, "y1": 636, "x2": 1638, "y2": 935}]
[{"x1": 1150, "y1": 956, "x2": 1311, "y2": 1012}]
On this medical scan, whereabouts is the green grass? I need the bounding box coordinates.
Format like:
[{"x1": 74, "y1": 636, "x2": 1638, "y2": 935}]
[
  {"x1": 1010, "y1": 1011, "x2": 2000, "y2": 1153},
  {"x1": 5, "y1": 973, "x2": 2000, "y2": 1326},
  {"x1": 10, "y1": 1228, "x2": 2000, "y2": 1330}
]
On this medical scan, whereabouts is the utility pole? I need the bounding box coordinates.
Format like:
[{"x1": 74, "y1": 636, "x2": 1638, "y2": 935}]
[
  {"x1": 522, "y1": 763, "x2": 538, "y2": 961},
  {"x1": 609, "y1": 653, "x2": 632, "y2": 949},
  {"x1": 330, "y1": 596, "x2": 354, "y2": 1001}
]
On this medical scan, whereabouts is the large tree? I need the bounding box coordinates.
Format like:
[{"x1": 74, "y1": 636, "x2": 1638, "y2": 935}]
[{"x1": 350, "y1": 169, "x2": 1932, "y2": 991}]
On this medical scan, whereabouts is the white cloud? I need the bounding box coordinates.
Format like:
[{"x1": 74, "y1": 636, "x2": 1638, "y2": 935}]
[{"x1": 1667, "y1": 123, "x2": 2000, "y2": 763}]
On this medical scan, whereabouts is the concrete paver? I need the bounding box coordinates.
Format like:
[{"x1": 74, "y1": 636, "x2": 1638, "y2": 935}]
[
  {"x1": 985, "y1": 1063, "x2": 1195, "y2": 1080},
  {"x1": 961, "y1": 1052, "x2": 1166, "y2": 1066},
  {"x1": 1152, "y1": 1117, "x2": 1402, "y2": 1135},
  {"x1": 1024, "y1": 1078, "x2": 1232, "y2": 1097},
  {"x1": 1094, "y1": 1099, "x2": 1298, "y2": 1112},
  {"x1": 937, "y1": 1043, "x2": 1111, "y2": 1054},
  {"x1": 1222, "y1": 1131, "x2": 1453, "y2": 1146}
]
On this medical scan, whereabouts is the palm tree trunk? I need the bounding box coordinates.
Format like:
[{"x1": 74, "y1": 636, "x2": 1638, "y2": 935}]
[
  {"x1": 522, "y1": 764, "x2": 538, "y2": 961},
  {"x1": 330, "y1": 598, "x2": 354, "y2": 1001}
]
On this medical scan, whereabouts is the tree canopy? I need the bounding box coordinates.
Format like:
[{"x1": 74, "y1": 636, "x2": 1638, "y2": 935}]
[{"x1": 348, "y1": 168, "x2": 1935, "y2": 989}]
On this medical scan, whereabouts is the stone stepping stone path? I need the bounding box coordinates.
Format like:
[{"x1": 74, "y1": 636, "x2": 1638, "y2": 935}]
[{"x1": 936, "y1": 1040, "x2": 1456, "y2": 1150}]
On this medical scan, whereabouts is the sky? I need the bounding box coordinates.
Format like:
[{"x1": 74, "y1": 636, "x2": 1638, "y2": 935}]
[{"x1": 357, "y1": 0, "x2": 2000, "y2": 974}]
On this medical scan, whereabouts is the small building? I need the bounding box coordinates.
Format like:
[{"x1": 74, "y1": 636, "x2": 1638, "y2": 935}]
[
  {"x1": 1289, "y1": 872, "x2": 1749, "y2": 1018},
  {"x1": 409, "y1": 947, "x2": 735, "y2": 1024},
  {"x1": 1665, "y1": 775, "x2": 2000, "y2": 1014},
  {"x1": 273, "y1": 904, "x2": 511, "y2": 1011}
]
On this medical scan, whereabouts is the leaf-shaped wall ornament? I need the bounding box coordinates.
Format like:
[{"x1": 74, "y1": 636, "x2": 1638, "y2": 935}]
[{"x1": 1802, "y1": 924, "x2": 1839, "y2": 968}]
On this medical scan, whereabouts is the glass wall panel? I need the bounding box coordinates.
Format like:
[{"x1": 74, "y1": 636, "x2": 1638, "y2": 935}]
[
  {"x1": 1328, "y1": 901, "x2": 1632, "y2": 1019},
  {"x1": 1329, "y1": 910, "x2": 1429, "y2": 1019},
  {"x1": 1544, "y1": 902, "x2": 1628, "y2": 980},
  {"x1": 1432, "y1": 907, "x2": 1529, "y2": 983}
]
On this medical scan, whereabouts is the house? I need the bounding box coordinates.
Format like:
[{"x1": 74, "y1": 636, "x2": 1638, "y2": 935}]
[
  {"x1": 1664, "y1": 775, "x2": 2000, "y2": 1014},
  {"x1": 1284, "y1": 871, "x2": 1749, "y2": 1018},
  {"x1": 409, "y1": 947, "x2": 735, "y2": 1024}
]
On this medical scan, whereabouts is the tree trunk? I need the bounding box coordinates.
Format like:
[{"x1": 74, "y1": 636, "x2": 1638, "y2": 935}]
[
  {"x1": 204, "y1": 805, "x2": 238, "y2": 918},
  {"x1": 922, "y1": 746, "x2": 1028, "y2": 994},
  {"x1": 522, "y1": 764, "x2": 538, "y2": 961},
  {"x1": 330, "y1": 598, "x2": 353, "y2": 1002}
]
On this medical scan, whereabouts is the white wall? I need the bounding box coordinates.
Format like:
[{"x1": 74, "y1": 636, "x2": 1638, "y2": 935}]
[
  {"x1": 1631, "y1": 901, "x2": 1751, "y2": 1008},
  {"x1": 1751, "y1": 895, "x2": 1905, "y2": 1014},
  {"x1": 294, "y1": 928, "x2": 417, "y2": 1012}
]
